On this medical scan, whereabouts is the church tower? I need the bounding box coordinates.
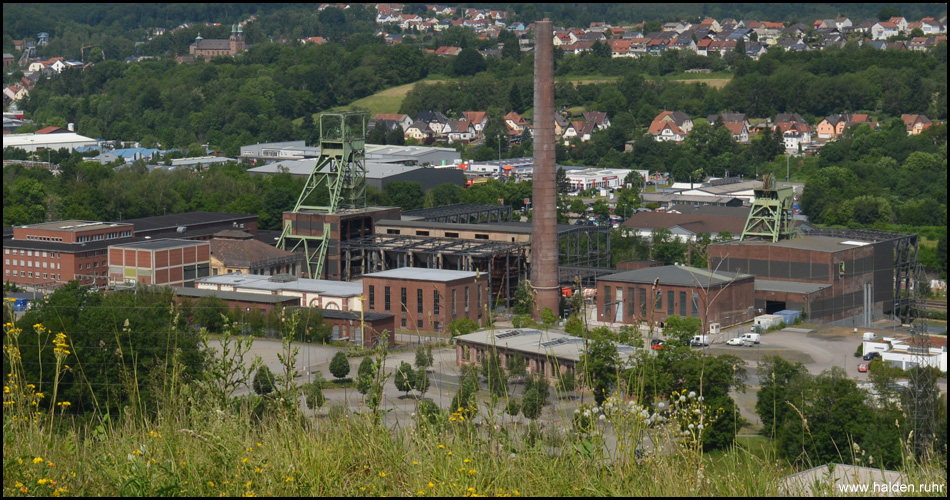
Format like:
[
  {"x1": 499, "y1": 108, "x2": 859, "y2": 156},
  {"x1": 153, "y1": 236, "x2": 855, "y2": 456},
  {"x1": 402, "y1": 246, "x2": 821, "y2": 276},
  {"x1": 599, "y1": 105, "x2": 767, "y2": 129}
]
[{"x1": 229, "y1": 24, "x2": 245, "y2": 55}]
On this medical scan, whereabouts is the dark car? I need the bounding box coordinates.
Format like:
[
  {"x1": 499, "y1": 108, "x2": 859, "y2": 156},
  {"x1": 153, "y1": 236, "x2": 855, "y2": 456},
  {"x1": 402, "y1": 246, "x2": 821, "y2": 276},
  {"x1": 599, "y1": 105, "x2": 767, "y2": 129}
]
[{"x1": 863, "y1": 351, "x2": 881, "y2": 361}]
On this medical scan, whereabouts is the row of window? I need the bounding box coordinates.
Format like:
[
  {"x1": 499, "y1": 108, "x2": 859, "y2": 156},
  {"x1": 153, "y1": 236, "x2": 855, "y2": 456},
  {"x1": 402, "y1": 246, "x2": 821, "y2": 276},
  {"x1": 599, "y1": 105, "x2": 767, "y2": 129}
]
[
  {"x1": 5, "y1": 259, "x2": 62, "y2": 270},
  {"x1": 24, "y1": 235, "x2": 64, "y2": 242},
  {"x1": 367, "y1": 285, "x2": 482, "y2": 318},
  {"x1": 604, "y1": 286, "x2": 702, "y2": 319},
  {"x1": 6, "y1": 249, "x2": 62, "y2": 258},
  {"x1": 6, "y1": 270, "x2": 61, "y2": 280}
]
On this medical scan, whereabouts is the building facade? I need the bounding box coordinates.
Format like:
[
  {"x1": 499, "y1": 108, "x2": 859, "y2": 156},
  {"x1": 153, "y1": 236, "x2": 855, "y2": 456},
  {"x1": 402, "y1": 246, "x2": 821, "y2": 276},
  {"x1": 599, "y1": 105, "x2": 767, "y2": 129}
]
[
  {"x1": 362, "y1": 267, "x2": 489, "y2": 335},
  {"x1": 596, "y1": 265, "x2": 755, "y2": 330},
  {"x1": 4, "y1": 221, "x2": 135, "y2": 288},
  {"x1": 108, "y1": 239, "x2": 211, "y2": 287}
]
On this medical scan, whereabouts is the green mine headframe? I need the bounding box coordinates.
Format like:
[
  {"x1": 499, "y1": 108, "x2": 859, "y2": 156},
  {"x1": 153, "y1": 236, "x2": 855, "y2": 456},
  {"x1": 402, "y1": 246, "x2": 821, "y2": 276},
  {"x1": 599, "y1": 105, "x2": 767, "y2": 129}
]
[
  {"x1": 740, "y1": 174, "x2": 797, "y2": 242},
  {"x1": 277, "y1": 111, "x2": 367, "y2": 278}
]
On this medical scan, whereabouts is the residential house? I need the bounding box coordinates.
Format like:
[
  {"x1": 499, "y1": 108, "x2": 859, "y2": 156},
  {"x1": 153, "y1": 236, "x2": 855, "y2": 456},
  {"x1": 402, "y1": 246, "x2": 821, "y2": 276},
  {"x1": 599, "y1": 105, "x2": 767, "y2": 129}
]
[
  {"x1": 699, "y1": 18, "x2": 721, "y2": 32},
  {"x1": 300, "y1": 36, "x2": 327, "y2": 45},
  {"x1": 871, "y1": 22, "x2": 899, "y2": 40},
  {"x1": 746, "y1": 42, "x2": 768, "y2": 59},
  {"x1": 563, "y1": 120, "x2": 597, "y2": 143},
  {"x1": 901, "y1": 114, "x2": 933, "y2": 135},
  {"x1": 707, "y1": 112, "x2": 751, "y2": 142},
  {"x1": 835, "y1": 17, "x2": 853, "y2": 31},
  {"x1": 404, "y1": 123, "x2": 432, "y2": 142},
  {"x1": 415, "y1": 111, "x2": 449, "y2": 136},
  {"x1": 888, "y1": 17, "x2": 908, "y2": 32},
  {"x1": 461, "y1": 111, "x2": 489, "y2": 136},
  {"x1": 723, "y1": 122, "x2": 750, "y2": 142},
  {"x1": 774, "y1": 113, "x2": 812, "y2": 151},
  {"x1": 662, "y1": 21, "x2": 690, "y2": 33},
  {"x1": 554, "y1": 113, "x2": 570, "y2": 136},
  {"x1": 374, "y1": 113, "x2": 413, "y2": 131},
  {"x1": 504, "y1": 111, "x2": 529, "y2": 132},
  {"x1": 921, "y1": 18, "x2": 945, "y2": 35},
  {"x1": 649, "y1": 111, "x2": 693, "y2": 142},
  {"x1": 433, "y1": 46, "x2": 462, "y2": 56},
  {"x1": 608, "y1": 39, "x2": 634, "y2": 57},
  {"x1": 445, "y1": 119, "x2": 476, "y2": 144},
  {"x1": 816, "y1": 114, "x2": 874, "y2": 139},
  {"x1": 554, "y1": 32, "x2": 575, "y2": 46},
  {"x1": 3, "y1": 53, "x2": 14, "y2": 68},
  {"x1": 583, "y1": 111, "x2": 611, "y2": 130}
]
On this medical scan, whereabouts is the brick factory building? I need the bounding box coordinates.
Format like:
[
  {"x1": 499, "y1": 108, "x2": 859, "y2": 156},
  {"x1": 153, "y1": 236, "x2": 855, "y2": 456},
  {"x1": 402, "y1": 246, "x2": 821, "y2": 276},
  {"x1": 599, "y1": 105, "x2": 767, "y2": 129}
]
[
  {"x1": 4, "y1": 220, "x2": 135, "y2": 288},
  {"x1": 108, "y1": 239, "x2": 211, "y2": 287},
  {"x1": 595, "y1": 265, "x2": 755, "y2": 331},
  {"x1": 707, "y1": 233, "x2": 910, "y2": 325},
  {"x1": 361, "y1": 267, "x2": 489, "y2": 335}
]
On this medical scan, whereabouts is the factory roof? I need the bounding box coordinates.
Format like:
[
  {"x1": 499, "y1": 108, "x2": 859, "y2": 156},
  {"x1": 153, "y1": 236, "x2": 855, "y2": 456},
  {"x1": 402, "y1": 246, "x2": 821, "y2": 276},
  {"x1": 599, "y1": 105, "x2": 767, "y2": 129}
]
[
  {"x1": 170, "y1": 287, "x2": 302, "y2": 304},
  {"x1": 195, "y1": 273, "x2": 363, "y2": 297},
  {"x1": 455, "y1": 328, "x2": 640, "y2": 364},
  {"x1": 18, "y1": 220, "x2": 133, "y2": 232},
  {"x1": 120, "y1": 211, "x2": 255, "y2": 234},
  {"x1": 598, "y1": 265, "x2": 753, "y2": 288},
  {"x1": 362, "y1": 267, "x2": 480, "y2": 282},
  {"x1": 110, "y1": 238, "x2": 208, "y2": 251},
  {"x1": 712, "y1": 235, "x2": 871, "y2": 253}
]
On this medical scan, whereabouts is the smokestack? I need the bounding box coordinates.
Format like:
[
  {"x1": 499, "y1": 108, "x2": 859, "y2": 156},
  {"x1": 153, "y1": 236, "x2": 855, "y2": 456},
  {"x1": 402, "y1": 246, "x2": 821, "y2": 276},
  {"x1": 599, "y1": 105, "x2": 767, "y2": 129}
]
[{"x1": 531, "y1": 20, "x2": 559, "y2": 319}]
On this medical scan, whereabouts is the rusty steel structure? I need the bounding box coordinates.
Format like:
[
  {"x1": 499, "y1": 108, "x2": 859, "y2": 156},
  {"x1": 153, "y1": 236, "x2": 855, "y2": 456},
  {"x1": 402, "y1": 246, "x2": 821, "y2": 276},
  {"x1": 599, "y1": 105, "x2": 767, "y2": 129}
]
[{"x1": 531, "y1": 20, "x2": 560, "y2": 319}]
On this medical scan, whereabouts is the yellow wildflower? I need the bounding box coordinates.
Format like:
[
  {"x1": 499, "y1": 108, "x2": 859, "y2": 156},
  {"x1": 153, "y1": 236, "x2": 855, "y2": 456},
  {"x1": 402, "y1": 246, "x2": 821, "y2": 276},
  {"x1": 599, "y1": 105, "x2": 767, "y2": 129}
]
[{"x1": 33, "y1": 457, "x2": 44, "y2": 464}]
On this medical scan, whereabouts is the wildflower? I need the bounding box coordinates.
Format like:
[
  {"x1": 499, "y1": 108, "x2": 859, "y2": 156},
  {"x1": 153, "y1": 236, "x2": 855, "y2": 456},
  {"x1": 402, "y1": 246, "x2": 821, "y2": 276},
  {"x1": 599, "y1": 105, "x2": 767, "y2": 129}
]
[
  {"x1": 208, "y1": 481, "x2": 215, "y2": 487},
  {"x1": 688, "y1": 391, "x2": 696, "y2": 398},
  {"x1": 413, "y1": 461, "x2": 419, "y2": 465},
  {"x1": 469, "y1": 469, "x2": 477, "y2": 475},
  {"x1": 428, "y1": 483, "x2": 435, "y2": 488},
  {"x1": 688, "y1": 424, "x2": 695, "y2": 430},
  {"x1": 379, "y1": 472, "x2": 386, "y2": 478},
  {"x1": 598, "y1": 414, "x2": 606, "y2": 421},
  {"x1": 34, "y1": 457, "x2": 44, "y2": 464}
]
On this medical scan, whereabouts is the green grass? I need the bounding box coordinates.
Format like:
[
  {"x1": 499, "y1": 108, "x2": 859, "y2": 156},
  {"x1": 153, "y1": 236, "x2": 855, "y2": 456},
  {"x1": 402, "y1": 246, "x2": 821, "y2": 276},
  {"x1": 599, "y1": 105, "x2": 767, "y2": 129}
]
[{"x1": 332, "y1": 77, "x2": 455, "y2": 116}]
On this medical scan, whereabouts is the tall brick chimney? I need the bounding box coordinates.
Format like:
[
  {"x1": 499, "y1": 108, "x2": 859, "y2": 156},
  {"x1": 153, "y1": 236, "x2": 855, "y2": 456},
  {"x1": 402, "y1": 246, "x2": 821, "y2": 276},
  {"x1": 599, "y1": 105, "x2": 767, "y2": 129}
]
[{"x1": 530, "y1": 20, "x2": 559, "y2": 319}]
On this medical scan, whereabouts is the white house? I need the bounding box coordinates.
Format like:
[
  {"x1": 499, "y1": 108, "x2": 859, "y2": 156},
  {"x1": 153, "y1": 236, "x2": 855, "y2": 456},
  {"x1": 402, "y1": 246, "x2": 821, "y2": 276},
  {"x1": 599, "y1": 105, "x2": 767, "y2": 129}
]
[{"x1": 871, "y1": 21, "x2": 900, "y2": 40}]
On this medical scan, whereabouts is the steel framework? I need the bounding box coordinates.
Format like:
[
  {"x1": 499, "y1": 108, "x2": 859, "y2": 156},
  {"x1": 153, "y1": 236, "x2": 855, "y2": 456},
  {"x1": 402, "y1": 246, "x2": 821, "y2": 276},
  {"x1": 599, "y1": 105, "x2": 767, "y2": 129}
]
[
  {"x1": 278, "y1": 112, "x2": 368, "y2": 278},
  {"x1": 402, "y1": 204, "x2": 513, "y2": 224},
  {"x1": 740, "y1": 174, "x2": 797, "y2": 242}
]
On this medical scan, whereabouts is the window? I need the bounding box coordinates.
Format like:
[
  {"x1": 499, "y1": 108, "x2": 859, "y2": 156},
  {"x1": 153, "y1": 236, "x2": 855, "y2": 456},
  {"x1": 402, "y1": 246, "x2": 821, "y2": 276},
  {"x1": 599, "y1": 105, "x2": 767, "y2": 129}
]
[
  {"x1": 445, "y1": 232, "x2": 459, "y2": 238},
  {"x1": 465, "y1": 287, "x2": 470, "y2": 313},
  {"x1": 692, "y1": 292, "x2": 700, "y2": 318},
  {"x1": 401, "y1": 288, "x2": 407, "y2": 313},
  {"x1": 680, "y1": 291, "x2": 687, "y2": 316},
  {"x1": 655, "y1": 290, "x2": 662, "y2": 310},
  {"x1": 452, "y1": 290, "x2": 457, "y2": 316},
  {"x1": 415, "y1": 230, "x2": 429, "y2": 236},
  {"x1": 434, "y1": 321, "x2": 441, "y2": 331},
  {"x1": 474, "y1": 234, "x2": 489, "y2": 240},
  {"x1": 417, "y1": 289, "x2": 423, "y2": 315},
  {"x1": 604, "y1": 286, "x2": 612, "y2": 318},
  {"x1": 639, "y1": 287, "x2": 646, "y2": 316},
  {"x1": 369, "y1": 285, "x2": 375, "y2": 310},
  {"x1": 401, "y1": 318, "x2": 407, "y2": 327},
  {"x1": 477, "y1": 284, "x2": 482, "y2": 311},
  {"x1": 667, "y1": 290, "x2": 675, "y2": 315},
  {"x1": 433, "y1": 290, "x2": 440, "y2": 315},
  {"x1": 387, "y1": 229, "x2": 400, "y2": 235},
  {"x1": 417, "y1": 319, "x2": 423, "y2": 329},
  {"x1": 384, "y1": 287, "x2": 391, "y2": 311}
]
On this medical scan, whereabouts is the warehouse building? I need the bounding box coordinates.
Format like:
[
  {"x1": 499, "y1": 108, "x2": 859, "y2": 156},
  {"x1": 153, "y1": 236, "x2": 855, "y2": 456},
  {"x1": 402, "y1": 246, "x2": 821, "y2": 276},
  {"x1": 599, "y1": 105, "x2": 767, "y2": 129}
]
[
  {"x1": 361, "y1": 267, "x2": 489, "y2": 335},
  {"x1": 595, "y1": 265, "x2": 755, "y2": 330},
  {"x1": 108, "y1": 239, "x2": 211, "y2": 287},
  {"x1": 194, "y1": 273, "x2": 364, "y2": 312},
  {"x1": 708, "y1": 230, "x2": 916, "y2": 325}
]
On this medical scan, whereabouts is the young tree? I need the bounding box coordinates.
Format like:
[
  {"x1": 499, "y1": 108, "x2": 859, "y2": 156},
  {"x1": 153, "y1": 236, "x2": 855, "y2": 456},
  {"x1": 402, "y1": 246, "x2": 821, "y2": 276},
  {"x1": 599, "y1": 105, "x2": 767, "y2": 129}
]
[
  {"x1": 412, "y1": 366, "x2": 430, "y2": 397},
  {"x1": 253, "y1": 365, "x2": 276, "y2": 396},
  {"x1": 521, "y1": 388, "x2": 543, "y2": 420},
  {"x1": 415, "y1": 344, "x2": 433, "y2": 371},
  {"x1": 507, "y1": 353, "x2": 527, "y2": 382},
  {"x1": 580, "y1": 337, "x2": 620, "y2": 405},
  {"x1": 304, "y1": 372, "x2": 326, "y2": 411},
  {"x1": 394, "y1": 361, "x2": 415, "y2": 397},
  {"x1": 356, "y1": 356, "x2": 376, "y2": 395},
  {"x1": 556, "y1": 368, "x2": 577, "y2": 398},
  {"x1": 482, "y1": 349, "x2": 508, "y2": 397},
  {"x1": 329, "y1": 351, "x2": 351, "y2": 381}
]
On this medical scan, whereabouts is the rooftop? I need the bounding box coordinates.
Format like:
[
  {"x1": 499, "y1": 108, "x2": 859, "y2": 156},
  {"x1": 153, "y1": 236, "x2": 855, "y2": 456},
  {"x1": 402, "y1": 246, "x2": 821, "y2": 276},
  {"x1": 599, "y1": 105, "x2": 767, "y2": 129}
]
[
  {"x1": 712, "y1": 235, "x2": 871, "y2": 253},
  {"x1": 754, "y1": 279, "x2": 830, "y2": 295},
  {"x1": 455, "y1": 328, "x2": 640, "y2": 364},
  {"x1": 18, "y1": 220, "x2": 133, "y2": 233},
  {"x1": 110, "y1": 238, "x2": 208, "y2": 251},
  {"x1": 363, "y1": 267, "x2": 480, "y2": 282},
  {"x1": 195, "y1": 273, "x2": 362, "y2": 297},
  {"x1": 599, "y1": 265, "x2": 753, "y2": 288}
]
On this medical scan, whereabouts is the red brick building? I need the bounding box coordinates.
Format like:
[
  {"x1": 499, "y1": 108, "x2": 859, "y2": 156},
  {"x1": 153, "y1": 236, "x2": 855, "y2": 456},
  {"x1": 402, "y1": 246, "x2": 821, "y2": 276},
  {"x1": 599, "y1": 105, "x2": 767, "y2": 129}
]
[
  {"x1": 108, "y1": 239, "x2": 211, "y2": 287},
  {"x1": 4, "y1": 221, "x2": 135, "y2": 288},
  {"x1": 361, "y1": 267, "x2": 489, "y2": 335},
  {"x1": 596, "y1": 265, "x2": 755, "y2": 331},
  {"x1": 708, "y1": 235, "x2": 894, "y2": 324}
]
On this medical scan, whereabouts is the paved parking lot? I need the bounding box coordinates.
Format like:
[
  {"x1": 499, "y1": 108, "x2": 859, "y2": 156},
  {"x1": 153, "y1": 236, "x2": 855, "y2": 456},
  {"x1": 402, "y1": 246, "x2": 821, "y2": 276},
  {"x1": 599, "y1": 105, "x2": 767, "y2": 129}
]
[{"x1": 214, "y1": 319, "x2": 946, "y2": 430}]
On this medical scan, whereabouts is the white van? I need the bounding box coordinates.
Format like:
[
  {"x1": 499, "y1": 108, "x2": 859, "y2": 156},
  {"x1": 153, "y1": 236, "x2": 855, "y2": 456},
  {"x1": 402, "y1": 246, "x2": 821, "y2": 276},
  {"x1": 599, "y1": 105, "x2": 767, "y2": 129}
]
[
  {"x1": 862, "y1": 332, "x2": 878, "y2": 341},
  {"x1": 690, "y1": 335, "x2": 710, "y2": 346},
  {"x1": 740, "y1": 333, "x2": 761, "y2": 344}
]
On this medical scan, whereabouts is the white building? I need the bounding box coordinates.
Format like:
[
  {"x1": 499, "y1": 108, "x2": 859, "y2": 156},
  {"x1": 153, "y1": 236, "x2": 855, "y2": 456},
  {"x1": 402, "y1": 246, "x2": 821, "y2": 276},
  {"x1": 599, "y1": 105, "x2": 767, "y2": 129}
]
[
  {"x1": 3, "y1": 132, "x2": 99, "y2": 153},
  {"x1": 195, "y1": 273, "x2": 364, "y2": 312},
  {"x1": 862, "y1": 336, "x2": 947, "y2": 372}
]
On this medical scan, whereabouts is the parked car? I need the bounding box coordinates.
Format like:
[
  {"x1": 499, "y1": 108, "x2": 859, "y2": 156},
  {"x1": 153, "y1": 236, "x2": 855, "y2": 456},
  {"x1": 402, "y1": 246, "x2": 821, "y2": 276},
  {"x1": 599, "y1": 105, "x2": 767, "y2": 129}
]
[
  {"x1": 650, "y1": 339, "x2": 666, "y2": 350},
  {"x1": 858, "y1": 363, "x2": 869, "y2": 373},
  {"x1": 726, "y1": 337, "x2": 745, "y2": 346},
  {"x1": 863, "y1": 351, "x2": 881, "y2": 361}
]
